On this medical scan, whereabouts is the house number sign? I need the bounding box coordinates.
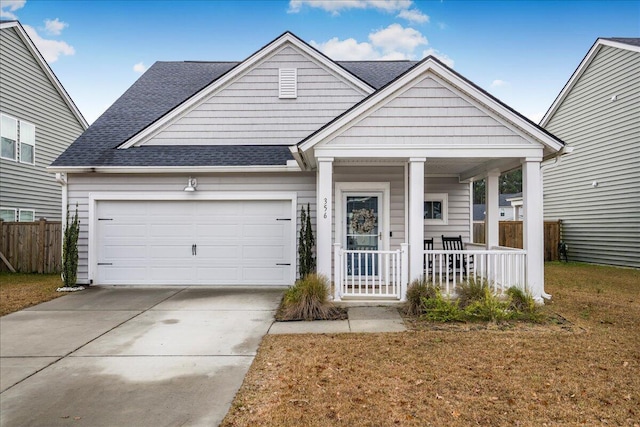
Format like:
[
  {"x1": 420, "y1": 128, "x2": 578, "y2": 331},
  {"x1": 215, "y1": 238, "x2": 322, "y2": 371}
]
[{"x1": 323, "y1": 197, "x2": 328, "y2": 219}]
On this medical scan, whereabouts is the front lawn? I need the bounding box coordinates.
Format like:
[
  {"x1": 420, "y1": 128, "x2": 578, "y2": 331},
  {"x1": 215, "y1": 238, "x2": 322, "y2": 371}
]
[
  {"x1": 0, "y1": 273, "x2": 64, "y2": 316},
  {"x1": 222, "y1": 263, "x2": 640, "y2": 426}
]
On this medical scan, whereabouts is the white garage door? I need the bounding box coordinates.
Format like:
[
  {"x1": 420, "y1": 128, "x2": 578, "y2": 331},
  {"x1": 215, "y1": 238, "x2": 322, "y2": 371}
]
[{"x1": 95, "y1": 200, "x2": 293, "y2": 285}]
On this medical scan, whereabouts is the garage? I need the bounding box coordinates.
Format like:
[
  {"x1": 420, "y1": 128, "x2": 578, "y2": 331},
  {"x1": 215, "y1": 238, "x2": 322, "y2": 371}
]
[{"x1": 94, "y1": 199, "x2": 294, "y2": 285}]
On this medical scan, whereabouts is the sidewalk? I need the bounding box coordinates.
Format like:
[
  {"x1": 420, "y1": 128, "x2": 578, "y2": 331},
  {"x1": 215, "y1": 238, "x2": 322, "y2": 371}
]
[{"x1": 268, "y1": 306, "x2": 407, "y2": 334}]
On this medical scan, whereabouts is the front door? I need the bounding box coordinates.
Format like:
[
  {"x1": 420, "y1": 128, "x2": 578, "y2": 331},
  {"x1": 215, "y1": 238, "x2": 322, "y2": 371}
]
[{"x1": 344, "y1": 192, "x2": 383, "y2": 275}]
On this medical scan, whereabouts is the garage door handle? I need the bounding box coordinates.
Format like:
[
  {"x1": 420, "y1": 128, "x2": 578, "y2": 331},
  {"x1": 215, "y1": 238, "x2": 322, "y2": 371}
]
[
  {"x1": 276, "y1": 263, "x2": 291, "y2": 266},
  {"x1": 192, "y1": 244, "x2": 197, "y2": 256}
]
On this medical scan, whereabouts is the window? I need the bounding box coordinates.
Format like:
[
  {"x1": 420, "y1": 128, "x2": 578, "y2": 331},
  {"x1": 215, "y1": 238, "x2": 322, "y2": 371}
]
[
  {"x1": 500, "y1": 208, "x2": 505, "y2": 217},
  {"x1": 1, "y1": 113, "x2": 35, "y2": 164},
  {"x1": 19, "y1": 121, "x2": 35, "y2": 164},
  {"x1": 424, "y1": 193, "x2": 448, "y2": 224},
  {"x1": 1, "y1": 208, "x2": 17, "y2": 222},
  {"x1": 279, "y1": 68, "x2": 297, "y2": 99},
  {"x1": 18, "y1": 209, "x2": 35, "y2": 222},
  {"x1": 1, "y1": 114, "x2": 17, "y2": 161}
]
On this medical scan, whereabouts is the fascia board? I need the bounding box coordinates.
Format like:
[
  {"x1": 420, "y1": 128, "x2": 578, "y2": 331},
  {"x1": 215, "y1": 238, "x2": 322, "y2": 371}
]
[
  {"x1": 300, "y1": 58, "x2": 562, "y2": 154},
  {"x1": 2, "y1": 22, "x2": 88, "y2": 129},
  {"x1": 540, "y1": 38, "x2": 639, "y2": 127},
  {"x1": 313, "y1": 146, "x2": 543, "y2": 159},
  {"x1": 118, "y1": 33, "x2": 374, "y2": 149},
  {"x1": 47, "y1": 164, "x2": 302, "y2": 174}
]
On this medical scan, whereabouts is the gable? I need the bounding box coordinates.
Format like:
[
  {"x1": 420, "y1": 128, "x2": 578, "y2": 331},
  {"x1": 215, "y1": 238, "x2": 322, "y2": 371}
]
[
  {"x1": 321, "y1": 73, "x2": 541, "y2": 149},
  {"x1": 138, "y1": 44, "x2": 367, "y2": 147}
]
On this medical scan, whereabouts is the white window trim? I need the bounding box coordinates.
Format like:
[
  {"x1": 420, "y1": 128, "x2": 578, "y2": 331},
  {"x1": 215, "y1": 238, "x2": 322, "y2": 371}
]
[
  {"x1": 0, "y1": 113, "x2": 18, "y2": 162},
  {"x1": 19, "y1": 120, "x2": 36, "y2": 165},
  {"x1": 18, "y1": 209, "x2": 36, "y2": 222},
  {"x1": 424, "y1": 193, "x2": 448, "y2": 225},
  {"x1": 0, "y1": 207, "x2": 17, "y2": 222}
]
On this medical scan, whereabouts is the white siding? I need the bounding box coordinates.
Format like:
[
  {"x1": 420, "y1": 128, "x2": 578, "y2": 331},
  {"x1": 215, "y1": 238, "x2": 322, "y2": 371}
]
[
  {"x1": 543, "y1": 45, "x2": 640, "y2": 268},
  {"x1": 327, "y1": 76, "x2": 534, "y2": 148},
  {"x1": 145, "y1": 45, "x2": 365, "y2": 146},
  {"x1": 423, "y1": 176, "x2": 471, "y2": 246},
  {"x1": 0, "y1": 27, "x2": 85, "y2": 220},
  {"x1": 67, "y1": 173, "x2": 316, "y2": 284}
]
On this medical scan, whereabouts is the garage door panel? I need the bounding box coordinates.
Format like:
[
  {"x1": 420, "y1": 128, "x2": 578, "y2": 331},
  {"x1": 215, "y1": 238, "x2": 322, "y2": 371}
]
[{"x1": 96, "y1": 199, "x2": 293, "y2": 286}]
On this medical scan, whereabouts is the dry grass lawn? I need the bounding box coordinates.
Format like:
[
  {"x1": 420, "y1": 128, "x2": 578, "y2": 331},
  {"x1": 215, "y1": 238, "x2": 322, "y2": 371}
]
[
  {"x1": 0, "y1": 272, "x2": 64, "y2": 316},
  {"x1": 222, "y1": 262, "x2": 640, "y2": 426}
]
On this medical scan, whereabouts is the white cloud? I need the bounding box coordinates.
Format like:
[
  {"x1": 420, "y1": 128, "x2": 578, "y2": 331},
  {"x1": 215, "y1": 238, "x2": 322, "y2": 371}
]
[
  {"x1": 369, "y1": 23, "x2": 427, "y2": 54},
  {"x1": 133, "y1": 62, "x2": 148, "y2": 74},
  {"x1": 23, "y1": 24, "x2": 75, "y2": 63},
  {"x1": 44, "y1": 18, "x2": 68, "y2": 36},
  {"x1": 491, "y1": 79, "x2": 510, "y2": 88},
  {"x1": 422, "y1": 48, "x2": 455, "y2": 68},
  {"x1": 397, "y1": 8, "x2": 429, "y2": 23},
  {"x1": 0, "y1": 0, "x2": 25, "y2": 19}
]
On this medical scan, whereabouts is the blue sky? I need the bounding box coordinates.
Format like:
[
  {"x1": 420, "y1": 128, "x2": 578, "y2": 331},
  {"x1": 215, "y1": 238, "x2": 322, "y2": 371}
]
[{"x1": 3, "y1": 0, "x2": 638, "y2": 124}]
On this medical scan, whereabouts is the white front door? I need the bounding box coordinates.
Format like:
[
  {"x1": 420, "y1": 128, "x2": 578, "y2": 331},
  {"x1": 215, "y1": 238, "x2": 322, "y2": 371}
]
[{"x1": 344, "y1": 192, "x2": 384, "y2": 276}]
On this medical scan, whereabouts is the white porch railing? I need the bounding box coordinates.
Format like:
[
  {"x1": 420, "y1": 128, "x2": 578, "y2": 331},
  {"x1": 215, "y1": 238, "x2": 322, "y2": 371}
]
[
  {"x1": 424, "y1": 248, "x2": 527, "y2": 295},
  {"x1": 333, "y1": 243, "x2": 408, "y2": 301}
]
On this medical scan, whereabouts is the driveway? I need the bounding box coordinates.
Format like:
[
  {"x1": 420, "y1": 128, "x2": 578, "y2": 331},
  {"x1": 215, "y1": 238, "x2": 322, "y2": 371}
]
[{"x1": 0, "y1": 286, "x2": 283, "y2": 427}]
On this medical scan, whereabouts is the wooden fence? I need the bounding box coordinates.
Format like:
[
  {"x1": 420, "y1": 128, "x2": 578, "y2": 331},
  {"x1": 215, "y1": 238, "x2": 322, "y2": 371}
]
[
  {"x1": 473, "y1": 220, "x2": 561, "y2": 261},
  {"x1": 0, "y1": 220, "x2": 62, "y2": 274}
]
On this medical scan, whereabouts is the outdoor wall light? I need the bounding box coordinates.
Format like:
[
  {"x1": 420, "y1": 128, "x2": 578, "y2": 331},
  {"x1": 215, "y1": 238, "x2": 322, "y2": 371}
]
[
  {"x1": 592, "y1": 181, "x2": 599, "y2": 188},
  {"x1": 184, "y1": 177, "x2": 197, "y2": 192}
]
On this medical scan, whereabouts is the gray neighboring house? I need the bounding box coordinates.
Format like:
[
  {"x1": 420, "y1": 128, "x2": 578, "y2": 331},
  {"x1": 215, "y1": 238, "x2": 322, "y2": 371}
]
[
  {"x1": 541, "y1": 38, "x2": 640, "y2": 268},
  {"x1": 474, "y1": 192, "x2": 523, "y2": 221},
  {"x1": 0, "y1": 20, "x2": 87, "y2": 222},
  {"x1": 50, "y1": 32, "x2": 564, "y2": 302}
]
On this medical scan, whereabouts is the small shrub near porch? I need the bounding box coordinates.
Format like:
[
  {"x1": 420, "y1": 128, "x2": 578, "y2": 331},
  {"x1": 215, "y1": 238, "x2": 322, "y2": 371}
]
[
  {"x1": 276, "y1": 274, "x2": 347, "y2": 321},
  {"x1": 403, "y1": 277, "x2": 542, "y2": 323}
]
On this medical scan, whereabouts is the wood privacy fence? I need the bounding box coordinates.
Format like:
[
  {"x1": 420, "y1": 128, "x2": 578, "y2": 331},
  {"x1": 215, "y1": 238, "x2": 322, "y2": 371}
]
[
  {"x1": 0, "y1": 220, "x2": 62, "y2": 273},
  {"x1": 473, "y1": 220, "x2": 561, "y2": 261}
]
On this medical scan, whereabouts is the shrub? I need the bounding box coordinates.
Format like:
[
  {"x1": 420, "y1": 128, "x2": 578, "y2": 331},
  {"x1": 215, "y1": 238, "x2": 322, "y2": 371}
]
[
  {"x1": 463, "y1": 288, "x2": 512, "y2": 322},
  {"x1": 297, "y1": 204, "x2": 315, "y2": 279},
  {"x1": 277, "y1": 274, "x2": 344, "y2": 321},
  {"x1": 404, "y1": 277, "x2": 438, "y2": 316},
  {"x1": 62, "y1": 205, "x2": 80, "y2": 287},
  {"x1": 506, "y1": 286, "x2": 543, "y2": 322},
  {"x1": 420, "y1": 289, "x2": 464, "y2": 322},
  {"x1": 456, "y1": 277, "x2": 490, "y2": 309}
]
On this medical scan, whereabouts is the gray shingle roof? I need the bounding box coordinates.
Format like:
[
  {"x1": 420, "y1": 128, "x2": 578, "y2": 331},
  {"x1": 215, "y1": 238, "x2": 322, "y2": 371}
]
[
  {"x1": 603, "y1": 37, "x2": 640, "y2": 47},
  {"x1": 52, "y1": 59, "x2": 416, "y2": 168}
]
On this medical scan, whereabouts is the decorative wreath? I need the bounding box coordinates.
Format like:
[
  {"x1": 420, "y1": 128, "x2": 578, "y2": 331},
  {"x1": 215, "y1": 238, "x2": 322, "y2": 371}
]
[{"x1": 350, "y1": 208, "x2": 376, "y2": 234}]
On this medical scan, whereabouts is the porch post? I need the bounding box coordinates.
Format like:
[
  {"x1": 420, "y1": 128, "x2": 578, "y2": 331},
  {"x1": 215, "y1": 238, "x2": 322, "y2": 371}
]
[
  {"x1": 485, "y1": 170, "x2": 500, "y2": 249},
  {"x1": 523, "y1": 159, "x2": 544, "y2": 303},
  {"x1": 408, "y1": 158, "x2": 425, "y2": 283},
  {"x1": 317, "y1": 157, "x2": 334, "y2": 281}
]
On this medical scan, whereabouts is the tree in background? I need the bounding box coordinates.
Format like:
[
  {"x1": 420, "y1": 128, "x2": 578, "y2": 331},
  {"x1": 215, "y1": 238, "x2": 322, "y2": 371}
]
[{"x1": 473, "y1": 169, "x2": 522, "y2": 204}]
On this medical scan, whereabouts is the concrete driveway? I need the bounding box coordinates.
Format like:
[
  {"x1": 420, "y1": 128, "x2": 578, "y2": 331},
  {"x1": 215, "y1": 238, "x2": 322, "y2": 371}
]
[{"x1": 0, "y1": 286, "x2": 283, "y2": 427}]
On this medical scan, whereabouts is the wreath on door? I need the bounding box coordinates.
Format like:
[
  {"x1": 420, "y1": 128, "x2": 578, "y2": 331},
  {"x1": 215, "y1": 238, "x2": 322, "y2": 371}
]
[{"x1": 350, "y1": 208, "x2": 376, "y2": 234}]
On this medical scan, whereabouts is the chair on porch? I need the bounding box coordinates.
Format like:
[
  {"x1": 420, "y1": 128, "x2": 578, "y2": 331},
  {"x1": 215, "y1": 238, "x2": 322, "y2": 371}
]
[
  {"x1": 424, "y1": 238, "x2": 434, "y2": 276},
  {"x1": 441, "y1": 235, "x2": 473, "y2": 276}
]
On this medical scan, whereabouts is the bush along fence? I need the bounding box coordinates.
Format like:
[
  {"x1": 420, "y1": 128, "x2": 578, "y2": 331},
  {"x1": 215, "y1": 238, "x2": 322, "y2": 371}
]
[
  {"x1": 0, "y1": 220, "x2": 62, "y2": 273},
  {"x1": 473, "y1": 220, "x2": 561, "y2": 261}
]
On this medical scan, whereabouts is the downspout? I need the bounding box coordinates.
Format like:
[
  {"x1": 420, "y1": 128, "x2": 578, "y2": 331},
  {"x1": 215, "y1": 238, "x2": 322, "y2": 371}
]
[
  {"x1": 56, "y1": 172, "x2": 67, "y2": 224},
  {"x1": 538, "y1": 146, "x2": 574, "y2": 299}
]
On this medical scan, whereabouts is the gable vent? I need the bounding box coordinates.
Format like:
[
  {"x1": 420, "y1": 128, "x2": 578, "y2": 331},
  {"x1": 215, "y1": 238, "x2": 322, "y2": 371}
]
[{"x1": 279, "y1": 68, "x2": 297, "y2": 99}]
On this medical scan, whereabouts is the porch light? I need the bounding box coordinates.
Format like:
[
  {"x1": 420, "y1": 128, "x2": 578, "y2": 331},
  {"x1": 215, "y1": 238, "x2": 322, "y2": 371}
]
[{"x1": 184, "y1": 177, "x2": 197, "y2": 192}]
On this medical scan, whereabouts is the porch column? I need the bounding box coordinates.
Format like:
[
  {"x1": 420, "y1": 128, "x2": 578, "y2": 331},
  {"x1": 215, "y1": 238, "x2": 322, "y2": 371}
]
[
  {"x1": 523, "y1": 159, "x2": 544, "y2": 302},
  {"x1": 316, "y1": 157, "x2": 334, "y2": 280},
  {"x1": 485, "y1": 170, "x2": 500, "y2": 249},
  {"x1": 408, "y1": 158, "x2": 425, "y2": 282}
]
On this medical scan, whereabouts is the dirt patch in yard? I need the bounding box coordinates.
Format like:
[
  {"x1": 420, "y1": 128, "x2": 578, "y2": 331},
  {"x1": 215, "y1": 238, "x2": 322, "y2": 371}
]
[
  {"x1": 0, "y1": 273, "x2": 64, "y2": 316},
  {"x1": 222, "y1": 263, "x2": 640, "y2": 426}
]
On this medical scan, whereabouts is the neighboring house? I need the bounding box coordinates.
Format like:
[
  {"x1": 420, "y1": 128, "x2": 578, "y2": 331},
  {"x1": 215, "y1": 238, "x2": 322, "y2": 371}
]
[
  {"x1": 0, "y1": 20, "x2": 88, "y2": 222},
  {"x1": 541, "y1": 38, "x2": 640, "y2": 268},
  {"x1": 474, "y1": 192, "x2": 523, "y2": 221},
  {"x1": 50, "y1": 32, "x2": 564, "y2": 302}
]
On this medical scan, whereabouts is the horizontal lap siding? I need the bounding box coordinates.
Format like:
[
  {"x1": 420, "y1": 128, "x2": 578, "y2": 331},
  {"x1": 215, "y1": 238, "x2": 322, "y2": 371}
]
[
  {"x1": 424, "y1": 177, "x2": 471, "y2": 247},
  {"x1": 328, "y1": 76, "x2": 532, "y2": 148},
  {"x1": 543, "y1": 45, "x2": 640, "y2": 268},
  {"x1": 147, "y1": 45, "x2": 365, "y2": 146},
  {"x1": 0, "y1": 27, "x2": 85, "y2": 220},
  {"x1": 67, "y1": 173, "x2": 316, "y2": 284}
]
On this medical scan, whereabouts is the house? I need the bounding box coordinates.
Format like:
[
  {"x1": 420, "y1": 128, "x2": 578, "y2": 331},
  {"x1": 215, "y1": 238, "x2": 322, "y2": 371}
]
[
  {"x1": 473, "y1": 192, "x2": 523, "y2": 221},
  {"x1": 541, "y1": 38, "x2": 639, "y2": 268},
  {"x1": 0, "y1": 20, "x2": 87, "y2": 222},
  {"x1": 50, "y1": 32, "x2": 565, "y2": 302}
]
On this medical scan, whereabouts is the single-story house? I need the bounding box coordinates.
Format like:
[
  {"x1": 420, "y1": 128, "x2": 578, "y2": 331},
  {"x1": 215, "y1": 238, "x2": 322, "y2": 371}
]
[
  {"x1": 50, "y1": 32, "x2": 566, "y2": 302},
  {"x1": 474, "y1": 192, "x2": 523, "y2": 221}
]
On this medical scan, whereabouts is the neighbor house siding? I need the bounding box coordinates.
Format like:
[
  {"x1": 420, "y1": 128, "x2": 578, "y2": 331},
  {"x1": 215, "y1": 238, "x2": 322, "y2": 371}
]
[
  {"x1": 0, "y1": 26, "x2": 85, "y2": 220},
  {"x1": 327, "y1": 75, "x2": 536, "y2": 148},
  {"x1": 66, "y1": 173, "x2": 316, "y2": 284},
  {"x1": 146, "y1": 45, "x2": 366, "y2": 146},
  {"x1": 543, "y1": 45, "x2": 640, "y2": 268}
]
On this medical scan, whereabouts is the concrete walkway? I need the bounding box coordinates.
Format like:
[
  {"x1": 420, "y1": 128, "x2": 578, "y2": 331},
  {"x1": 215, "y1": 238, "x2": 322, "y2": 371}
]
[{"x1": 1, "y1": 288, "x2": 406, "y2": 427}]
